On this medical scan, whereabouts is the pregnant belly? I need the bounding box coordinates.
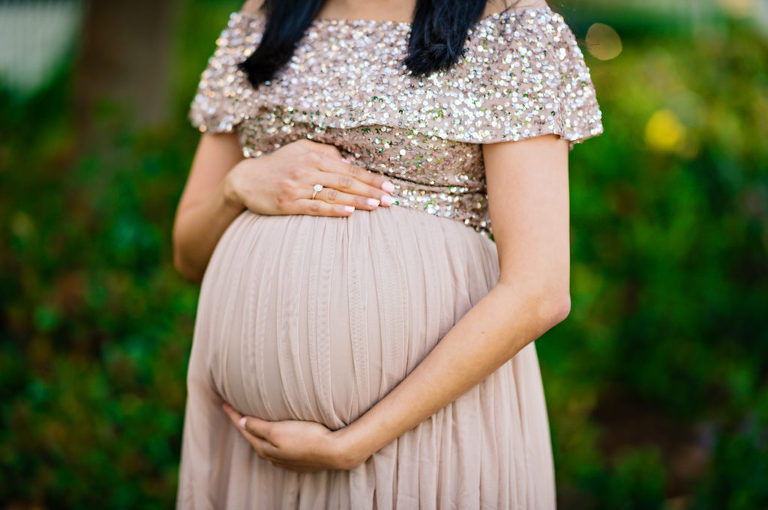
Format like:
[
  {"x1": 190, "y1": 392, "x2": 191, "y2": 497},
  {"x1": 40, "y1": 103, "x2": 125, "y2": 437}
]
[{"x1": 195, "y1": 206, "x2": 499, "y2": 430}]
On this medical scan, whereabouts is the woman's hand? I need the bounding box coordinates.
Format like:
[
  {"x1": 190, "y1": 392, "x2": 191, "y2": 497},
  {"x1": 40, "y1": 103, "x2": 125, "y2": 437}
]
[
  {"x1": 223, "y1": 138, "x2": 396, "y2": 217},
  {"x1": 221, "y1": 402, "x2": 370, "y2": 473}
]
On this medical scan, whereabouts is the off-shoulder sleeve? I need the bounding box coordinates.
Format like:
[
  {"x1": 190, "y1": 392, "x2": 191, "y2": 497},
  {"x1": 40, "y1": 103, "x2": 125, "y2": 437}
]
[
  {"x1": 466, "y1": 8, "x2": 605, "y2": 150},
  {"x1": 188, "y1": 12, "x2": 266, "y2": 133}
]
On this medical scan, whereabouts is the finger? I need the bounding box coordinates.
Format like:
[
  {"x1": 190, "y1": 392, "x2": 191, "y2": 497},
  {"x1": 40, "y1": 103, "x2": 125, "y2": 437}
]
[
  {"x1": 292, "y1": 138, "x2": 345, "y2": 162},
  {"x1": 240, "y1": 431, "x2": 323, "y2": 469},
  {"x1": 221, "y1": 404, "x2": 277, "y2": 458},
  {"x1": 311, "y1": 169, "x2": 395, "y2": 208},
  {"x1": 241, "y1": 415, "x2": 275, "y2": 444},
  {"x1": 305, "y1": 141, "x2": 345, "y2": 161},
  {"x1": 222, "y1": 403, "x2": 280, "y2": 452},
  {"x1": 238, "y1": 426, "x2": 281, "y2": 460},
  {"x1": 290, "y1": 198, "x2": 356, "y2": 217},
  {"x1": 315, "y1": 187, "x2": 381, "y2": 210},
  {"x1": 315, "y1": 154, "x2": 396, "y2": 199},
  {"x1": 221, "y1": 402, "x2": 243, "y2": 425}
]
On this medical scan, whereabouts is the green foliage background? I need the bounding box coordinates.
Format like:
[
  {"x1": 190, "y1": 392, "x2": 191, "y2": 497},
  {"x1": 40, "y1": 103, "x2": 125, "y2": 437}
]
[{"x1": 1, "y1": 1, "x2": 766, "y2": 508}]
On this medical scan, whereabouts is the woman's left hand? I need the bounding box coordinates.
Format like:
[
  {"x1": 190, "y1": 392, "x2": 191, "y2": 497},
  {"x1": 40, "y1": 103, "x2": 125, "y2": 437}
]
[{"x1": 221, "y1": 402, "x2": 366, "y2": 473}]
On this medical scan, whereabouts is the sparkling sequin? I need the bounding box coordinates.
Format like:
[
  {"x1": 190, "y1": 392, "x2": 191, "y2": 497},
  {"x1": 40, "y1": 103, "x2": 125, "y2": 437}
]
[{"x1": 189, "y1": 7, "x2": 604, "y2": 238}]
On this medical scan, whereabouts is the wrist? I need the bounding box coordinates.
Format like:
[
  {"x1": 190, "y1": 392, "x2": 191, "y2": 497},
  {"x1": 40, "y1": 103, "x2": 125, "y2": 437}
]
[
  {"x1": 221, "y1": 163, "x2": 246, "y2": 211},
  {"x1": 332, "y1": 422, "x2": 375, "y2": 469}
]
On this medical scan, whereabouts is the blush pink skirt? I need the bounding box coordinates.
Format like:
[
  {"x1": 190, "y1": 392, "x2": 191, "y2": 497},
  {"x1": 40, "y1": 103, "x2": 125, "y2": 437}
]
[{"x1": 176, "y1": 205, "x2": 556, "y2": 509}]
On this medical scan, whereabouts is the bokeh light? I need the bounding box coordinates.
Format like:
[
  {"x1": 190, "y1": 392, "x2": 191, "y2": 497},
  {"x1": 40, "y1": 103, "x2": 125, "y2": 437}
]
[
  {"x1": 586, "y1": 22, "x2": 623, "y2": 61},
  {"x1": 645, "y1": 109, "x2": 685, "y2": 153},
  {"x1": 717, "y1": 0, "x2": 756, "y2": 17}
]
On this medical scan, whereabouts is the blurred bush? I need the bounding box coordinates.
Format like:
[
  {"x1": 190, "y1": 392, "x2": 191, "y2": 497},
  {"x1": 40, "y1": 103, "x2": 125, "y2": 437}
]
[{"x1": 0, "y1": 0, "x2": 766, "y2": 508}]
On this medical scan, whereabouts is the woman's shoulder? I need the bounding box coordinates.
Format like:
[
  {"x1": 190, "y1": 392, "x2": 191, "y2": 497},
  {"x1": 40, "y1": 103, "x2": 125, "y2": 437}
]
[
  {"x1": 472, "y1": 0, "x2": 570, "y2": 44},
  {"x1": 187, "y1": 3, "x2": 266, "y2": 134},
  {"x1": 239, "y1": 0, "x2": 263, "y2": 16},
  {"x1": 481, "y1": 0, "x2": 549, "y2": 17},
  {"x1": 221, "y1": 0, "x2": 267, "y2": 36},
  {"x1": 416, "y1": 1, "x2": 604, "y2": 146}
]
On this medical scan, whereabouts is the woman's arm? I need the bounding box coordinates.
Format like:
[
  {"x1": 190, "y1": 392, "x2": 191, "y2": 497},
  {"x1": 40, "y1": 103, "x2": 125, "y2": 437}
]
[
  {"x1": 172, "y1": 0, "x2": 264, "y2": 282},
  {"x1": 225, "y1": 133, "x2": 572, "y2": 469},
  {"x1": 172, "y1": 133, "x2": 246, "y2": 283},
  {"x1": 336, "y1": 133, "x2": 572, "y2": 464}
]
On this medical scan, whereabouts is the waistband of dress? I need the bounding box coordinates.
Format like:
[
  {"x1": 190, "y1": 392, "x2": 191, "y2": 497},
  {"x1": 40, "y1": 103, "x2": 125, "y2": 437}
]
[{"x1": 387, "y1": 176, "x2": 492, "y2": 239}]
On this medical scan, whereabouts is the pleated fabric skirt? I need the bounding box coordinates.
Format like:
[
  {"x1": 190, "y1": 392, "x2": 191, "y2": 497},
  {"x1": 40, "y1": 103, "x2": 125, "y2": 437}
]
[{"x1": 176, "y1": 204, "x2": 556, "y2": 509}]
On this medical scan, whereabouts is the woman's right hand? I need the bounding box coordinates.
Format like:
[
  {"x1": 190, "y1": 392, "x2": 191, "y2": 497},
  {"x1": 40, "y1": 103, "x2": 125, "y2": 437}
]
[{"x1": 224, "y1": 139, "x2": 396, "y2": 216}]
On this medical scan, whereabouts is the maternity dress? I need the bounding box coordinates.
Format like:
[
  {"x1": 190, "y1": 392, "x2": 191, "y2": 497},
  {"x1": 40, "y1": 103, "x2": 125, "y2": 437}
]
[{"x1": 176, "y1": 5, "x2": 604, "y2": 509}]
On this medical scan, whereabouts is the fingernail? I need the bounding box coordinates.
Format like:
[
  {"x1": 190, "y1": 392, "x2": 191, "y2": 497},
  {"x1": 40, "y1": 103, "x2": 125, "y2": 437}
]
[
  {"x1": 343, "y1": 205, "x2": 355, "y2": 212},
  {"x1": 381, "y1": 195, "x2": 395, "y2": 206},
  {"x1": 382, "y1": 181, "x2": 395, "y2": 193},
  {"x1": 367, "y1": 198, "x2": 380, "y2": 207},
  {"x1": 239, "y1": 417, "x2": 247, "y2": 429}
]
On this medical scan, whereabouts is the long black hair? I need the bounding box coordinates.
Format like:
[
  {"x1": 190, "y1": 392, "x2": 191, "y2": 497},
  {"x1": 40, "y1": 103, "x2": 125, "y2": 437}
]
[{"x1": 237, "y1": 0, "x2": 519, "y2": 88}]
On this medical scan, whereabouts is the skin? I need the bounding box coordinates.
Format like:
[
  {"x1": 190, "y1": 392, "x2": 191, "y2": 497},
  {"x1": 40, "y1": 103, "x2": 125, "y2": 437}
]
[
  {"x1": 176, "y1": 0, "x2": 564, "y2": 473},
  {"x1": 173, "y1": 136, "x2": 396, "y2": 283}
]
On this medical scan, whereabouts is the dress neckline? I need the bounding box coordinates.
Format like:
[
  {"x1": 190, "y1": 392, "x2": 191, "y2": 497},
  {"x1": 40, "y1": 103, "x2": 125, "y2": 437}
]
[{"x1": 235, "y1": 5, "x2": 555, "y2": 30}]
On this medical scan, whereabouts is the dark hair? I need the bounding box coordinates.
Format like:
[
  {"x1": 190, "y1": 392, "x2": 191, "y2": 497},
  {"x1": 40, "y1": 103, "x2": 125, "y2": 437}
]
[{"x1": 237, "y1": 0, "x2": 519, "y2": 88}]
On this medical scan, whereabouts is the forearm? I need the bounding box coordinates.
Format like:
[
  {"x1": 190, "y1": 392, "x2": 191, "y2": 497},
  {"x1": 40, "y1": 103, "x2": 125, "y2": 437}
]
[
  {"x1": 338, "y1": 280, "x2": 570, "y2": 463},
  {"x1": 172, "y1": 172, "x2": 246, "y2": 283}
]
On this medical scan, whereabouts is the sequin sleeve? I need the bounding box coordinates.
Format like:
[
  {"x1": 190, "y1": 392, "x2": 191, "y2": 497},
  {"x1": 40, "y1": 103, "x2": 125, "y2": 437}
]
[
  {"x1": 469, "y1": 9, "x2": 604, "y2": 150},
  {"x1": 188, "y1": 12, "x2": 265, "y2": 134}
]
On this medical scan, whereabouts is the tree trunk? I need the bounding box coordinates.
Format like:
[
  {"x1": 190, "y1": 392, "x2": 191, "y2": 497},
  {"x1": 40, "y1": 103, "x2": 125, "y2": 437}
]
[{"x1": 74, "y1": 0, "x2": 177, "y2": 150}]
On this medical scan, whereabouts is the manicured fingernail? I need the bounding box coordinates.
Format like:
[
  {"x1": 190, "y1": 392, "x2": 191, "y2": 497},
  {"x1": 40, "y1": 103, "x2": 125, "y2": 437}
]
[
  {"x1": 344, "y1": 205, "x2": 355, "y2": 212},
  {"x1": 382, "y1": 181, "x2": 395, "y2": 193},
  {"x1": 367, "y1": 198, "x2": 380, "y2": 207},
  {"x1": 239, "y1": 417, "x2": 247, "y2": 429},
  {"x1": 381, "y1": 195, "x2": 395, "y2": 206}
]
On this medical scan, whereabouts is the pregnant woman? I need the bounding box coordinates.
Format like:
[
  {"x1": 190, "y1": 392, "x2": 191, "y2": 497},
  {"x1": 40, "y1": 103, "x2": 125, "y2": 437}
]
[{"x1": 172, "y1": 0, "x2": 603, "y2": 507}]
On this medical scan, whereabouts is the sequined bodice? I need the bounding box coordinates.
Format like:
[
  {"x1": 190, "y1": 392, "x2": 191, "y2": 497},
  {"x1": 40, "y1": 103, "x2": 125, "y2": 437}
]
[{"x1": 189, "y1": 7, "x2": 604, "y2": 237}]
